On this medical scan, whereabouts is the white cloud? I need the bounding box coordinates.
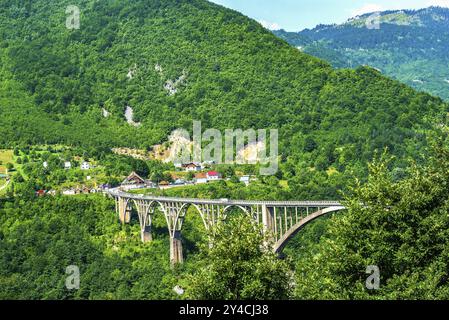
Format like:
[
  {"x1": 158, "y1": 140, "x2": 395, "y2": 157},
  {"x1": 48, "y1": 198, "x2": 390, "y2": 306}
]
[
  {"x1": 351, "y1": 4, "x2": 384, "y2": 17},
  {"x1": 426, "y1": 0, "x2": 449, "y2": 8},
  {"x1": 258, "y1": 20, "x2": 281, "y2": 30}
]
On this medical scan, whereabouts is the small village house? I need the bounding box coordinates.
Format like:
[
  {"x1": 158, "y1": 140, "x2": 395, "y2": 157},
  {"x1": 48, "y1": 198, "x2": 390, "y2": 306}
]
[
  {"x1": 158, "y1": 181, "x2": 171, "y2": 189},
  {"x1": 174, "y1": 162, "x2": 183, "y2": 169},
  {"x1": 239, "y1": 175, "x2": 251, "y2": 186},
  {"x1": 120, "y1": 171, "x2": 149, "y2": 191},
  {"x1": 183, "y1": 163, "x2": 202, "y2": 172},
  {"x1": 206, "y1": 171, "x2": 222, "y2": 181},
  {"x1": 194, "y1": 173, "x2": 208, "y2": 184},
  {"x1": 62, "y1": 189, "x2": 76, "y2": 196},
  {"x1": 35, "y1": 189, "x2": 46, "y2": 197}
]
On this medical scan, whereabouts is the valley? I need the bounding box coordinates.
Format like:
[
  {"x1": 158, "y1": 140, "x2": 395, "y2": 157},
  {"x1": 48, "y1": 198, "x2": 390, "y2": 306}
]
[{"x1": 0, "y1": 0, "x2": 448, "y2": 302}]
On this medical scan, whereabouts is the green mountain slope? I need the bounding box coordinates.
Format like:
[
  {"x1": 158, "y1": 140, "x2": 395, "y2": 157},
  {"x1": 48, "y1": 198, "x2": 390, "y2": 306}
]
[
  {"x1": 1, "y1": 1, "x2": 449, "y2": 300},
  {"x1": 274, "y1": 6, "x2": 449, "y2": 101},
  {"x1": 0, "y1": 0, "x2": 447, "y2": 197}
]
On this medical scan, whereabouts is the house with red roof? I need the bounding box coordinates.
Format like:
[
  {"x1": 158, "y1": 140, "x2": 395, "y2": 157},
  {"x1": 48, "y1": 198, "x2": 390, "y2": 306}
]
[
  {"x1": 206, "y1": 171, "x2": 222, "y2": 181},
  {"x1": 35, "y1": 190, "x2": 46, "y2": 197}
]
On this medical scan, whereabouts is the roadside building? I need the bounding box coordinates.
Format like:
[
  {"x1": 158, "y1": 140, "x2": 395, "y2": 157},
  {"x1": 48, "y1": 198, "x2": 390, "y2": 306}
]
[
  {"x1": 173, "y1": 178, "x2": 186, "y2": 185},
  {"x1": 206, "y1": 171, "x2": 222, "y2": 181},
  {"x1": 35, "y1": 190, "x2": 46, "y2": 197},
  {"x1": 239, "y1": 175, "x2": 251, "y2": 186},
  {"x1": 121, "y1": 171, "x2": 148, "y2": 190},
  {"x1": 182, "y1": 163, "x2": 202, "y2": 172},
  {"x1": 174, "y1": 163, "x2": 184, "y2": 169},
  {"x1": 194, "y1": 173, "x2": 208, "y2": 184},
  {"x1": 62, "y1": 189, "x2": 76, "y2": 196},
  {"x1": 100, "y1": 184, "x2": 111, "y2": 191},
  {"x1": 158, "y1": 181, "x2": 171, "y2": 189}
]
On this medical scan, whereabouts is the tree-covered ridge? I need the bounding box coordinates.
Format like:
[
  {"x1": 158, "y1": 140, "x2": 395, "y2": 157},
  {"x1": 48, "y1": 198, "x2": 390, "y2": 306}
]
[
  {"x1": 1, "y1": 1, "x2": 449, "y2": 301},
  {"x1": 0, "y1": 0, "x2": 447, "y2": 200},
  {"x1": 2, "y1": 142, "x2": 449, "y2": 300},
  {"x1": 274, "y1": 6, "x2": 449, "y2": 101},
  {"x1": 0, "y1": 195, "x2": 182, "y2": 299},
  {"x1": 295, "y1": 143, "x2": 449, "y2": 299}
]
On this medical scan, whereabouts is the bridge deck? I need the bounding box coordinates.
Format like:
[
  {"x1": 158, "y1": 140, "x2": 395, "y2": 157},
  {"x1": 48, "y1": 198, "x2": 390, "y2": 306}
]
[{"x1": 108, "y1": 189, "x2": 342, "y2": 207}]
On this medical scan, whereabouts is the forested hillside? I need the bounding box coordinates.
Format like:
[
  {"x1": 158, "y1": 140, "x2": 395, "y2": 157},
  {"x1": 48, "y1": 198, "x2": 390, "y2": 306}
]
[
  {"x1": 0, "y1": 0, "x2": 447, "y2": 199},
  {"x1": 1, "y1": 0, "x2": 449, "y2": 301},
  {"x1": 2, "y1": 143, "x2": 449, "y2": 299},
  {"x1": 274, "y1": 6, "x2": 449, "y2": 101}
]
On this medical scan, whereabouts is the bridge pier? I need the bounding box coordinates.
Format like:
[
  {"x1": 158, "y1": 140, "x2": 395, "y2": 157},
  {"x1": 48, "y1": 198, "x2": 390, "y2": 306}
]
[
  {"x1": 170, "y1": 231, "x2": 184, "y2": 266},
  {"x1": 141, "y1": 225, "x2": 152, "y2": 243},
  {"x1": 262, "y1": 205, "x2": 274, "y2": 234},
  {"x1": 117, "y1": 197, "x2": 131, "y2": 224}
]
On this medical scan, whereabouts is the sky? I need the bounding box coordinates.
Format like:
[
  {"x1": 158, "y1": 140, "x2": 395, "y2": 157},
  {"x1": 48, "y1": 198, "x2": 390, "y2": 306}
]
[{"x1": 210, "y1": 0, "x2": 449, "y2": 31}]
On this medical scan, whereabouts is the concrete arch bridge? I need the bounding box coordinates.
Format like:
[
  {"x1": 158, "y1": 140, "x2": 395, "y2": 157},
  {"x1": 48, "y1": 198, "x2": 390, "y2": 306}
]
[{"x1": 108, "y1": 189, "x2": 345, "y2": 265}]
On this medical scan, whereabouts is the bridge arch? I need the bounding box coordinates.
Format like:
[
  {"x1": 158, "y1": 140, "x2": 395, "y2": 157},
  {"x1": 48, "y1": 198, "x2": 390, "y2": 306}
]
[
  {"x1": 110, "y1": 189, "x2": 345, "y2": 265},
  {"x1": 144, "y1": 200, "x2": 173, "y2": 236},
  {"x1": 273, "y1": 206, "x2": 345, "y2": 253},
  {"x1": 177, "y1": 203, "x2": 210, "y2": 231},
  {"x1": 123, "y1": 198, "x2": 171, "y2": 232},
  {"x1": 222, "y1": 205, "x2": 254, "y2": 220}
]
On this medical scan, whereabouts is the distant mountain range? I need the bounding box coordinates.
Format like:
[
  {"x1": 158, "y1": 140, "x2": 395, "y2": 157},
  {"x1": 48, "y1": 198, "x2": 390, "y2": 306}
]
[{"x1": 274, "y1": 6, "x2": 449, "y2": 101}]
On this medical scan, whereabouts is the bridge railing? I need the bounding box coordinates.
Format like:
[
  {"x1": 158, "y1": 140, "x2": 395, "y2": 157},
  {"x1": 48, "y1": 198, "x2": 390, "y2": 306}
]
[{"x1": 107, "y1": 188, "x2": 342, "y2": 207}]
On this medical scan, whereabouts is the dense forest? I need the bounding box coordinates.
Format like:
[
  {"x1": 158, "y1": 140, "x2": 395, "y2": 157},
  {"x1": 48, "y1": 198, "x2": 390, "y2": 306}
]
[
  {"x1": 1, "y1": 0, "x2": 448, "y2": 199},
  {"x1": 274, "y1": 6, "x2": 449, "y2": 101},
  {"x1": 1, "y1": 0, "x2": 449, "y2": 300},
  {"x1": 2, "y1": 141, "x2": 449, "y2": 299}
]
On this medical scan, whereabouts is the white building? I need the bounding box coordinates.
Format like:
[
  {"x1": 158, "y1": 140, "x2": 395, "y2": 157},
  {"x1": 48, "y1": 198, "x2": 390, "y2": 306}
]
[
  {"x1": 240, "y1": 176, "x2": 250, "y2": 186},
  {"x1": 206, "y1": 171, "x2": 222, "y2": 181},
  {"x1": 194, "y1": 173, "x2": 208, "y2": 184},
  {"x1": 64, "y1": 161, "x2": 72, "y2": 169},
  {"x1": 183, "y1": 163, "x2": 202, "y2": 172},
  {"x1": 62, "y1": 189, "x2": 76, "y2": 196},
  {"x1": 43, "y1": 161, "x2": 48, "y2": 168}
]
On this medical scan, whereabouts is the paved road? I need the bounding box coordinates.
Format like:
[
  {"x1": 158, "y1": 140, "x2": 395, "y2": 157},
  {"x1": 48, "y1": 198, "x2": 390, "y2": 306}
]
[
  {"x1": 108, "y1": 188, "x2": 342, "y2": 207},
  {"x1": 0, "y1": 179, "x2": 10, "y2": 192}
]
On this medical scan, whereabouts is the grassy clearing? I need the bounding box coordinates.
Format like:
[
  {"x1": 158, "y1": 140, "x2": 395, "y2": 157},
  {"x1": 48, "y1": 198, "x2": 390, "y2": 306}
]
[{"x1": 0, "y1": 149, "x2": 14, "y2": 174}]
